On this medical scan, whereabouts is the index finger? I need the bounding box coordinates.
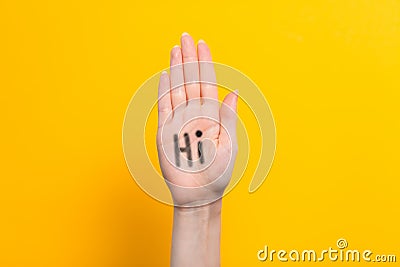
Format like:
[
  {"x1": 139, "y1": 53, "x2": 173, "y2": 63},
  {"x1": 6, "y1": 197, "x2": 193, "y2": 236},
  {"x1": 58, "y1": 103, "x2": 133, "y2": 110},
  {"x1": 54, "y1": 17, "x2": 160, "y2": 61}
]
[{"x1": 197, "y1": 40, "x2": 218, "y2": 101}]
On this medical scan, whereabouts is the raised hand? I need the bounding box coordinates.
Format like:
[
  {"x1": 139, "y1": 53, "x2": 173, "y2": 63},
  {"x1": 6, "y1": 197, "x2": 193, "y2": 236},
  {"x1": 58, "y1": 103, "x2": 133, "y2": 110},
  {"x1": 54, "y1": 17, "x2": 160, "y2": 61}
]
[{"x1": 156, "y1": 33, "x2": 238, "y2": 207}]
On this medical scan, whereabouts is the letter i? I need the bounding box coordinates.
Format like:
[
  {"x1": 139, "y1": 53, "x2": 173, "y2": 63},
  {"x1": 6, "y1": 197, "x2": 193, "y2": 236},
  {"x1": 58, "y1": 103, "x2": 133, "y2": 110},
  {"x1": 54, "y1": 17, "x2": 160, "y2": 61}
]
[{"x1": 198, "y1": 141, "x2": 204, "y2": 164}]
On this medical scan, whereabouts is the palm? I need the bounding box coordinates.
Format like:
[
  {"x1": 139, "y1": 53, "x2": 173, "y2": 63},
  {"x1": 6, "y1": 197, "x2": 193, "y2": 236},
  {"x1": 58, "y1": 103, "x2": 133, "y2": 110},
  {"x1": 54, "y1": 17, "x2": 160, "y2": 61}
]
[{"x1": 156, "y1": 34, "x2": 238, "y2": 207}]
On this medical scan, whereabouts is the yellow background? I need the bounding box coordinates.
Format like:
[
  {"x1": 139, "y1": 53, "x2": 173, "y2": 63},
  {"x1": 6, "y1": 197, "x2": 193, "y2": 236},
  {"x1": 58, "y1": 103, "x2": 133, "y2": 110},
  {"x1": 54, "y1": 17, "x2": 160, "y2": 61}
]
[{"x1": 1, "y1": 0, "x2": 399, "y2": 266}]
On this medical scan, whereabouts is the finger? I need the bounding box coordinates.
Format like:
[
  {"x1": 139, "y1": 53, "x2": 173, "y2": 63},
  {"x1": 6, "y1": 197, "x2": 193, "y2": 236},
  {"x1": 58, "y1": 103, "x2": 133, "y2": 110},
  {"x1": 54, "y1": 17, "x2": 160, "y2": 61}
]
[
  {"x1": 180, "y1": 32, "x2": 200, "y2": 102},
  {"x1": 170, "y1": 45, "x2": 186, "y2": 109},
  {"x1": 197, "y1": 40, "x2": 218, "y2": 101},
  {"x1": 158, "y1": 71, "x2": 172, "y2": 128},
  {"x1": 219, "y1": 91, "x2": 238, "y2": 145}
]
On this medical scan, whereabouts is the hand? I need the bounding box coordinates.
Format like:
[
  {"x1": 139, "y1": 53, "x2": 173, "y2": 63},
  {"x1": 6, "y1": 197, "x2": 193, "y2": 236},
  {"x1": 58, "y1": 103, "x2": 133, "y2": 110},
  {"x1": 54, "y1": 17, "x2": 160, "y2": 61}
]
[{"x1": 156, "y1": 33, "x2": 238, "y2": 207}]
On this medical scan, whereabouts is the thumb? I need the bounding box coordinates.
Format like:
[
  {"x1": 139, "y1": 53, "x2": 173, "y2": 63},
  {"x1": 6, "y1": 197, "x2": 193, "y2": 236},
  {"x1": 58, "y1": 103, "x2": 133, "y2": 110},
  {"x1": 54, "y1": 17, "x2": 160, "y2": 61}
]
[{"x1": 219, "y1": 90, "x2": 238, "y2": 145}]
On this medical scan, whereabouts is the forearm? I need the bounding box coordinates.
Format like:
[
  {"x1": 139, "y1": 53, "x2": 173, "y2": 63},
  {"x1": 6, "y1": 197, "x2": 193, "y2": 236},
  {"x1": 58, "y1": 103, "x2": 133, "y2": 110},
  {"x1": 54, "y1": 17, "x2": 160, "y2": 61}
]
[{"x1": 170, "y1": 200, "x2": 222, "y2": 267}]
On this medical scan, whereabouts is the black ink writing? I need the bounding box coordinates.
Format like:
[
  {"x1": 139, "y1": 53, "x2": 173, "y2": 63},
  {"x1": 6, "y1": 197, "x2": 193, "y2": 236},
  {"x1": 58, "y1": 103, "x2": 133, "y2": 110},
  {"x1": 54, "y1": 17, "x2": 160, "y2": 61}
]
[{"x1": 173, "y1": 130, "x2": 204, "y2": 167}]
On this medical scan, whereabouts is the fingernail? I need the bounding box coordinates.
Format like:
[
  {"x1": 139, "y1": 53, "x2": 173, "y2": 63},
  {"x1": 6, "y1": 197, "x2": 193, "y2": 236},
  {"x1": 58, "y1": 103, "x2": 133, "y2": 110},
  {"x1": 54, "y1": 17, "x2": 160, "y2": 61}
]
[
  {"x1": 182, "y1": 32, "x2": 189, "y2": 37},
  {"x1": 198, "y1": 39, "x2": 206, "y2": 44},
  {"x1": 173, "y1": 44, "x2": 180, "y2": 48},
  {"x1": 161, "y1": 71, "x2": 168, "y2": 75},
  {"x1": 234, "y1": 89, "x2": 239, "y2": 95}
]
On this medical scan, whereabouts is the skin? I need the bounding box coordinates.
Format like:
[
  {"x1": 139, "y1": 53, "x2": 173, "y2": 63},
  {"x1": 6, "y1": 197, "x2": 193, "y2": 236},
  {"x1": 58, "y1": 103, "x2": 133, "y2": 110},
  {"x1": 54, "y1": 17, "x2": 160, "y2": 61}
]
[{"x1": 156, "y1": 33, "x2": 238, "y2": 267}]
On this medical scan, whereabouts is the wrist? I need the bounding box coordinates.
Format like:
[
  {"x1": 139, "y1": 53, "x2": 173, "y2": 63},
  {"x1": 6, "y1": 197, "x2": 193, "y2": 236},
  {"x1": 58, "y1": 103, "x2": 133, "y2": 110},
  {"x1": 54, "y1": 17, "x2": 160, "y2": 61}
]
[{"x1": 174, "y1": 199, "x2": 222, "y2": 220}]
